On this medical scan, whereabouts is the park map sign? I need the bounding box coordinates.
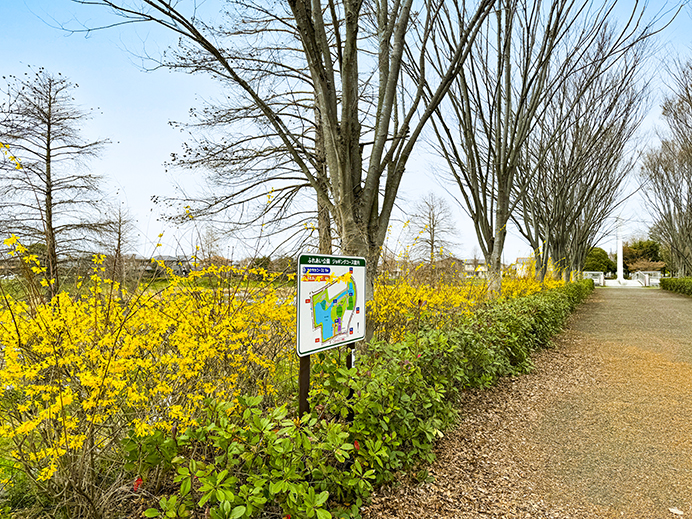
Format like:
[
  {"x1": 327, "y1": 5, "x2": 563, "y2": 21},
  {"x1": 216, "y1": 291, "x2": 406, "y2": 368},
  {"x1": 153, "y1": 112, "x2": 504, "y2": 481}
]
[{"x1": 296, "y1": 253, "x2": 366, "y2": 357}]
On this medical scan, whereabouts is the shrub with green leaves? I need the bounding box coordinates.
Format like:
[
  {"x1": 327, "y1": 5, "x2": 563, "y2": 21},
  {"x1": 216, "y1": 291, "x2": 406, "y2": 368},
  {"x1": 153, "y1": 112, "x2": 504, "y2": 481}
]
[
  {"x1": 661, "y1": 277, "x2": 692, "y2": 296},
  {"x1": 123, "y1": 280, "x2": 593, "y2": 518},
  {"x1": 129, "y1": 396, "x2": 369, "y2": 519}
]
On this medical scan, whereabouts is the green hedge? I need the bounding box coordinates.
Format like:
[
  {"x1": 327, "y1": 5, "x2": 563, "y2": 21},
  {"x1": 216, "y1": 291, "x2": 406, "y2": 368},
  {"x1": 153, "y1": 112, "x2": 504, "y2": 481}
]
[
  {"x1": 98, "y1": 280, "x2": 595, "y2": 519},
  {"x1": 660, "y1": 277, "x2": 692, "y2": 296}
]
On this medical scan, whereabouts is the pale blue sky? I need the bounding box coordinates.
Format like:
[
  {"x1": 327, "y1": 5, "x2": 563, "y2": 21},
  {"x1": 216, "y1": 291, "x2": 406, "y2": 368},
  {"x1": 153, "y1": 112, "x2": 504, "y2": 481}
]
[
  {"x1": 3, "y1": 0, "x2": 226, "y2": 257},
  {"x1": 2, "y1": 1, "x2": 691, "y2": 261}
]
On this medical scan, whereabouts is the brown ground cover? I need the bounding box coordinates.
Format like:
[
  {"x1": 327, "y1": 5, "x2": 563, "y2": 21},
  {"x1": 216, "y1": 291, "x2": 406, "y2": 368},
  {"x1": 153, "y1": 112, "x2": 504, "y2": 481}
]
[{"x1": 362, "y1": 288, "x2": 692, "y2": 518}]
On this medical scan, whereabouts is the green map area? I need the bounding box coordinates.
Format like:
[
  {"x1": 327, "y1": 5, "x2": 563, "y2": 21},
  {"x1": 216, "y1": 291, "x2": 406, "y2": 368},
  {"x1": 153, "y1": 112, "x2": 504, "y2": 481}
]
[{"x1": 311, "y1": 276, "x2": 356, "y2": 342}]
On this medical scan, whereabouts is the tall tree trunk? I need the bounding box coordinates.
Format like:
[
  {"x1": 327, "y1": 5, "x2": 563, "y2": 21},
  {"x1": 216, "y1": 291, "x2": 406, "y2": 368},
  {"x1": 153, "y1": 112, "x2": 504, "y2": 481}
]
[
  {"x1": 315, "y1": 104, "x2": 332, "y2": 255},
  {"x1": 488, "y1": 183, "x2": 509, "y2": 295},
  {"x1": 488, "y1": 239, "x2": 504, "y2": 295},
  {"x1": 529, "y1": 243, "x2": 547, "y2": 282},
  {"x1": 44, "y1": 103, "x2": 59, "y2": 299}
]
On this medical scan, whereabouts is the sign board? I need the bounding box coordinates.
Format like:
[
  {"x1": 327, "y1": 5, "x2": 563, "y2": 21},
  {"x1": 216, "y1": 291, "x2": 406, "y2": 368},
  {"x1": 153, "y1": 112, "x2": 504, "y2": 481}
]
[{"x1": 296, "y1": 253, "x2": 366, "y2": 357}]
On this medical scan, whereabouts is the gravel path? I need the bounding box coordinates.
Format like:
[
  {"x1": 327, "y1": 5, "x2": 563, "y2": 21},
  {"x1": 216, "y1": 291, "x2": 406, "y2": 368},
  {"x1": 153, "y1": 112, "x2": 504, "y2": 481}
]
[{"x1": 362, "y1": 287, "x2": 692, "y2": 518}]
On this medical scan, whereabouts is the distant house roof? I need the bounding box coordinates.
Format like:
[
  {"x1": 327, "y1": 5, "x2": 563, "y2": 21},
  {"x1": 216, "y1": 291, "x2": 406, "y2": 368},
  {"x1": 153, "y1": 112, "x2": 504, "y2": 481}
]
[{"x1": 435, "y1": 256, "x2": 465, "y2": 265}]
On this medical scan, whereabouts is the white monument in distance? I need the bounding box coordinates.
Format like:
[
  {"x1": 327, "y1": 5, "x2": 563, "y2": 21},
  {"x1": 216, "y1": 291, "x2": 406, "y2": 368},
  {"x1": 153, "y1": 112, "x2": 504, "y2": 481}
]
[{"x1": 605, "y1": 217, "x2": 642, "y2": 287}]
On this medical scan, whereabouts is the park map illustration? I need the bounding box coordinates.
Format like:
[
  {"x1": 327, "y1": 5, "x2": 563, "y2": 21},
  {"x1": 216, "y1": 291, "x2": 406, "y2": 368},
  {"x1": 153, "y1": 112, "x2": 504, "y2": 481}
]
[
  {"x1": 310, "y1": 273, "x2": 358, "y2": 343},
  {"x1": 297, "y1": 254, "x2": 365, "y2": 356}
]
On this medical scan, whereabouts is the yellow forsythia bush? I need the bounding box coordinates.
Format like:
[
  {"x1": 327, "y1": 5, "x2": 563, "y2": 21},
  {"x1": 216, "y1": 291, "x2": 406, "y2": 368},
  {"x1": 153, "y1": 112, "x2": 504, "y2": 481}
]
[
  {"x1": 371, "y1": 269, "x2": 565, "y2": 342},
  {"x1": 0, "y1": 252, "x2": 295, "y2": 487},
  {"x1": 370, "y1": 274, "x2": 488, "y2": 342},
  {"x1": 0, "y1": 236, "x2": 566, "y2": 502},
  {"x1": 502, "y1": 276, "x2": 565, "y2": 298}
]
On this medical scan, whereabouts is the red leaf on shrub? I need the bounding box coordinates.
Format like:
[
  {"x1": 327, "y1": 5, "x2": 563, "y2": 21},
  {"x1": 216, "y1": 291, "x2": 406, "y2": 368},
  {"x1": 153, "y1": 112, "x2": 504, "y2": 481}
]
[
  {"x1": 354, "y1": 440, "x2": 360, "y2": 451},
  {"x1": 133, "y1": 477, "x2": 143, "y2": 492}
]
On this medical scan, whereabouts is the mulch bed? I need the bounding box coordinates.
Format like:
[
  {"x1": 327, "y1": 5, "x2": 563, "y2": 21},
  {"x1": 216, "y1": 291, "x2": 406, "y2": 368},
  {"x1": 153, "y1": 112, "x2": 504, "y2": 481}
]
[{"x1": 362, "y1": 289, "x2": 692, "y2": 518}]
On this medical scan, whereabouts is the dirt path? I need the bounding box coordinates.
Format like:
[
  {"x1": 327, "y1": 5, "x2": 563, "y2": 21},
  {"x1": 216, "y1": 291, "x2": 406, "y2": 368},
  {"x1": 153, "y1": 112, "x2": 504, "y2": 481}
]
[{"x1": 362, "y1": 288, "x2": 692, "y2": 518}]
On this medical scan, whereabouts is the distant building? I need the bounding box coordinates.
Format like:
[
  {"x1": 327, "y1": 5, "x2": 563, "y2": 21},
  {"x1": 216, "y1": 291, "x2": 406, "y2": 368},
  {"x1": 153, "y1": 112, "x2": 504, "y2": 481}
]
[
  {"x1": 583, "y1": 271, "x2": 605, "y2": 286},
  {"x1": 513, "y1": 257, "x2": 533, "y2": 277},
  {"x1": 434, "y1": 255, "x2": 464, "y2": 270},
  {"x1": 136, "y1": 255, "x2": 193, "y2": 277},
  {"x1": 460, "y1": 258, "x2": 487, "y2": 278}
]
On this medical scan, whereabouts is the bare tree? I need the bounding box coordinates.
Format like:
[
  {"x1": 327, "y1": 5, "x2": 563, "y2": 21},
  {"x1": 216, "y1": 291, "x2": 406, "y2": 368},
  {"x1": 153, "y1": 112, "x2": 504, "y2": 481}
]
[
  {"x1": 0, "y1": 68, "x2": 109, "y2": 295},
  {"x1": 641, "y1": 60, "x2": 692, "y2": 277},
  {"x1": 428, "y1": 0, "x2": 665, "y2": 292},
  {"x1": 512, "y1": 27, "x2": 650, "y2": 280},
  {"x1": 408, "y1": 192, "x2": 457, "y2": 264},
  {"x1": 97, "y1": 202, "x2": 137, "y2": 287},
  {"x1": 161, "y1": 10, "x2": 331, "y2": 253},
  {"x1": 643, "y1": 144, "x2": 692, "y2": 276},
  {"x1": 72, "y1": 0, "x2": 498, "y2": 299}
]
